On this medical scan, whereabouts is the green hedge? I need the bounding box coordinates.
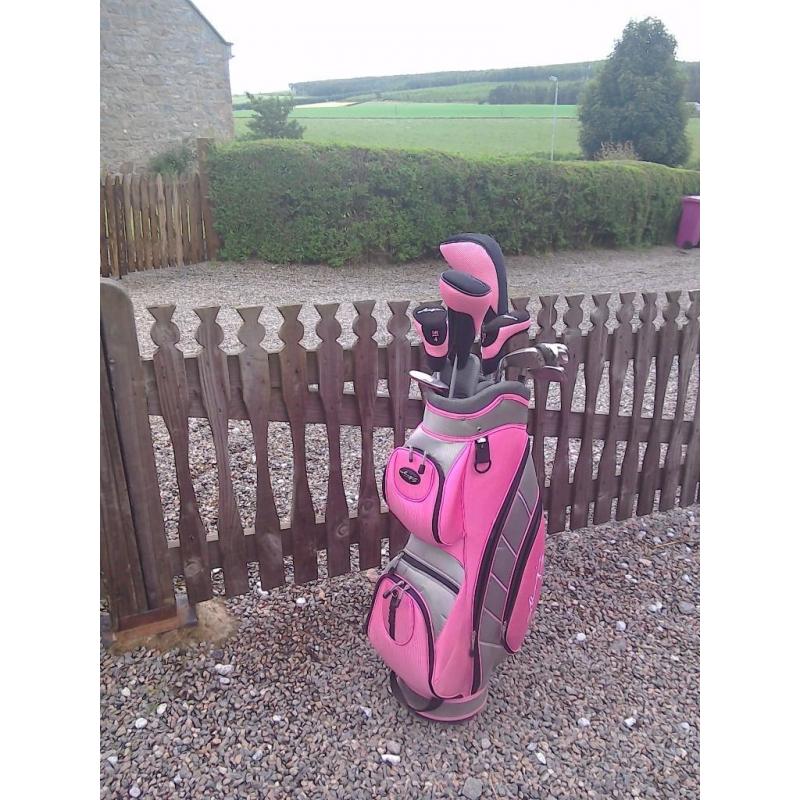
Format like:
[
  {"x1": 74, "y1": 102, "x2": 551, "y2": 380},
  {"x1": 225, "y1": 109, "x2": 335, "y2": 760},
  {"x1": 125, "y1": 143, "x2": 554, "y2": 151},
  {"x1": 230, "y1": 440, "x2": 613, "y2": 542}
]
[{"x1": 208, "y1": 141, "x2": 700, "y2": 266}]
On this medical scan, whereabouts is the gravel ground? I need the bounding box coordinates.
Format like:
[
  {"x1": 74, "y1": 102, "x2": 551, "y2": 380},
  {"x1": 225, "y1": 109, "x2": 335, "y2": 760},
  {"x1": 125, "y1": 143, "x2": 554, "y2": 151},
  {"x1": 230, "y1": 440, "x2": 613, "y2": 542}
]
[
  {"x1": 100, "y1": 505, "x2": 700, "y2": 799},
  {"x1": 117, "y1": 247, "x2": 700, "y2": 543}
]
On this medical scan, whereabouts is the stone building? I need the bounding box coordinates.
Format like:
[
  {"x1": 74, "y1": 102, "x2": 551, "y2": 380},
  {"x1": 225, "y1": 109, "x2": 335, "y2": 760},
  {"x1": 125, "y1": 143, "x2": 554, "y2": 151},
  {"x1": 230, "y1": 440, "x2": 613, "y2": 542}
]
[{"x1": 100, "y1": 0, "x2": 235, "y2": 171}]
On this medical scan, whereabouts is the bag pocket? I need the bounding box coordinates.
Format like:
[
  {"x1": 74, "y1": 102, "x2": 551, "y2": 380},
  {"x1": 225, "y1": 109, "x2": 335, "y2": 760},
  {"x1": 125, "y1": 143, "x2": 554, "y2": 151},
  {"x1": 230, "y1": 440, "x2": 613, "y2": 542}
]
[
  {"x1": 502, "y1": 502, "x2": 546, "y2": 653},
  {"x1": 383, "y1": 446, "x2": 465, "y2": 546},
  {"x1": 366, "y1": 573, "x2": 439, "y2": 699}
]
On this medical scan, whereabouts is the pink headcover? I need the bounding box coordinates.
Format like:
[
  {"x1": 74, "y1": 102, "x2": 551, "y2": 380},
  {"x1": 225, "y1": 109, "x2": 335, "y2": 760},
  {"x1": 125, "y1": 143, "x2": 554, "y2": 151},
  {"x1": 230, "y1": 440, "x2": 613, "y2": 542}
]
[{"x1": 440, "y1": 241, "x2": 500, "y2": 315}]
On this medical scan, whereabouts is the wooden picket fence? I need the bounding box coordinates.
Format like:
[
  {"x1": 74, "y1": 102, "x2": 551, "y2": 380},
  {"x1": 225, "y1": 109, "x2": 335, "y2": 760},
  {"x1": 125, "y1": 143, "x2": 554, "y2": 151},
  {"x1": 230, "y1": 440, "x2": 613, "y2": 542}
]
[
  {"x1": 100, "y1": 279, "x2": 699, "y2": 637},
  {"x1": 100, "y1": 139, "x2": 219, "y2": 278}
]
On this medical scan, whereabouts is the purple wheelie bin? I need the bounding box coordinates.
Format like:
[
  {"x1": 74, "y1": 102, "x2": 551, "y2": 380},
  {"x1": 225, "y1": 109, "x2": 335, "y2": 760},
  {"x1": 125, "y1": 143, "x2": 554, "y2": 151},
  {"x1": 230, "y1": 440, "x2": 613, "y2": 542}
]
[{"x1": 676, "y1": 195, "x2": 700, "y2": 249}]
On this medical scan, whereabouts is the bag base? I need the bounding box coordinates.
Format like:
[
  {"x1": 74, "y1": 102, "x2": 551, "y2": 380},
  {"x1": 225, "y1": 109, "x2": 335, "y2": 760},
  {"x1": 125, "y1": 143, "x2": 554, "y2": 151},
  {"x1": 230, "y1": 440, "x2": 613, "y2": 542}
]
[{"x1": 389, "y1": 672, "x2": 489, "y2": 723}]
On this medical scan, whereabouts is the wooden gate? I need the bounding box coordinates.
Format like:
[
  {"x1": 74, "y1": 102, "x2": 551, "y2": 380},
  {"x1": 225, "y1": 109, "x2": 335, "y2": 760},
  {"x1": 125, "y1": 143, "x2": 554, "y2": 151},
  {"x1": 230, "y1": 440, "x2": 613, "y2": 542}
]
[{"x1": 100, "y1": 280, "x2": 700, "y2": 636}]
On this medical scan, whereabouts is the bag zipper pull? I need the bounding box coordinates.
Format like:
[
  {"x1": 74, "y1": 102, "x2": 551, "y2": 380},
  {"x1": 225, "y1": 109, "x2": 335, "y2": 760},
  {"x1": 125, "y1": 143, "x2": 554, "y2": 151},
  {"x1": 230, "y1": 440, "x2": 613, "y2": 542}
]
[
  {"x1": 475, "y1": 437, "x2": 491, "y2": 473},
  {"x1": 470, "y1": 629, "x2": 478, "y2": 655},
  {"x1": 418, "y1": 450, "x2": 427, "y2": 475}
]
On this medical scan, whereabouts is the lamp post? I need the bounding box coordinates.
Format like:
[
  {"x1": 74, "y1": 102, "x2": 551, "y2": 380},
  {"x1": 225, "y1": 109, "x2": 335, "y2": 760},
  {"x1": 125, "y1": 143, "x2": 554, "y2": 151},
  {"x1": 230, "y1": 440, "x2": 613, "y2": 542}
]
[{"x1": 549, "y1": 75, "x2": 559, "y2": 161}]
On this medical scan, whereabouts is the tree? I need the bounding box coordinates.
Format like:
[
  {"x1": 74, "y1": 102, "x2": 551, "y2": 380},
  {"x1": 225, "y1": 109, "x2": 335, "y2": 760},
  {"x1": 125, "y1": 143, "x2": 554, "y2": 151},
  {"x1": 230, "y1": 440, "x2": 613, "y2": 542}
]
[
  {"x1": 578, "y1": 18, "x2": 689, "y2": 166},
  {"x1": 245, "y1": 93, "x2": 305, "y2": 140}
]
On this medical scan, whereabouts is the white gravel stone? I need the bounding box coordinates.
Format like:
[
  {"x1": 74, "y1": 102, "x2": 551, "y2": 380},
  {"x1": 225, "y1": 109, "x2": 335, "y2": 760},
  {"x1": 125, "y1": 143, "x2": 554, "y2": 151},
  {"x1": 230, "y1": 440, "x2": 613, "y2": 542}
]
[
  {"x1": 120, "y1": 687, "x2": 131, "y2": 698},
  {"x1": 536, "y1": 751, "x2": 547, "y2": 765},
  {"x1": 214, "y1": 664, "x2": 234, "y2": 677},
  {"x1": 295, "y1": 597, "x2": 307, "y2": 607},
  {"x1": 386, "y1": 740, "x2": 401, "y2": 755},
  {"x1": 679, "y1": 722, "x2": 691, "y2": 732},
  {"x1": 648, "y1": 601, "x2": 663, "y2": 613},
  {"x1": 380, "y1": 753, "x2": 401, "y2": 765},
  {"x1": 358, "y1": 705, "x2": 372, "y2": 719},
  {"x1": 575, "y1": 632, "x2": 587, "y2": 642},
  {"x1": 577, "y1": 717, "x2": 591, "y2": 728},
  {"x1": 107, "y1": 755, "x2": 118, "y2": 766},
  {"x1": 272, "y1": 714, "x2": 282, "y2": 722},
  {"x1": 156, "y1": 703, "x2": 167, "y2": 716},
  {"x1": 134, "y1": 718, "x2": 148, "y2": 730},
  {"x1": 481, "y1": 737, "x2": 492, "y2": 750},
  {"x1": 252, "y1": 749, "x2": 264, "y2": 761},
  {"x1": 615, "y1": 621, "x2": 627, "y2": 632},
  {"x1": 129, "y1": 786, "x2": 141, "y2": 798},
  {"x1": 624, "y1": 717, "x2": 637, "y2": 728},
  {"x1": 219, "y1": 676, "x2": 231, "y2": 685}
]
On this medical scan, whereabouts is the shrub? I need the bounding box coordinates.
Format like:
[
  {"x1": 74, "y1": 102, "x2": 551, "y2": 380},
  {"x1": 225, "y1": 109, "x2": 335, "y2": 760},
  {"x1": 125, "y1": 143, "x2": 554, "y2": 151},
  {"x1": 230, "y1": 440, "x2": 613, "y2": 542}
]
[
  {"x1": 148, "y1": 142, "x2": 195, "y2": 175},
  {"x1": 208, "y1": 140, "x2": 699, "y2": 266}
]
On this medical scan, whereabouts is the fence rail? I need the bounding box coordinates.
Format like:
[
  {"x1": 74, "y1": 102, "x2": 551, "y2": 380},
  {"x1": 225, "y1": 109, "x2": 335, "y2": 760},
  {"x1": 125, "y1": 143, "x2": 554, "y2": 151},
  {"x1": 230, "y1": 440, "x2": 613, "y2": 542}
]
[
  {"x1": 100, "y1": 280, "x2": 700, "y2": 635},
  {"x1": 100, "y1": 140, "x2": 218, "y2": 278}
]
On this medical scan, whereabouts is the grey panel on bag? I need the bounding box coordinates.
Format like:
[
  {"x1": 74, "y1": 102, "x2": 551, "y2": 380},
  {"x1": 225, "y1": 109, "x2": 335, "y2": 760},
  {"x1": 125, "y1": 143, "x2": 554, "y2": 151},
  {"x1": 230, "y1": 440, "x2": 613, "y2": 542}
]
[
  {"x1": 422, "y1": 395, "x2": 529, "y2": 438},
  {"x1": 478, "y1": 641, "x2": 509, "y2": 689},
  {"x1": 491, "y1": 540, "x2": 517, "y2": 588},
  {"x1": 404, "y1": 536, "x2": 464, "y2": 587},
  {"x1": 484, "y1": 575, "x2": 507, "y2": 619},
  {"x1": 406, "y1": 430, "x2": 467, "y2": 475},
  {"x1": 501, "y1": 495, "x2": 531, "y2": 552}
]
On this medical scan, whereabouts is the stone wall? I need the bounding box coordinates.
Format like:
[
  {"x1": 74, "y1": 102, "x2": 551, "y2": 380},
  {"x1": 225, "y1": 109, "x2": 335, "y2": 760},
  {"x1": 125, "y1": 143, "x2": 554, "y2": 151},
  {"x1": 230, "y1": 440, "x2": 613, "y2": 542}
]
[{"x1": 101, "y1": 0, "x2": 234, "y2": 172}]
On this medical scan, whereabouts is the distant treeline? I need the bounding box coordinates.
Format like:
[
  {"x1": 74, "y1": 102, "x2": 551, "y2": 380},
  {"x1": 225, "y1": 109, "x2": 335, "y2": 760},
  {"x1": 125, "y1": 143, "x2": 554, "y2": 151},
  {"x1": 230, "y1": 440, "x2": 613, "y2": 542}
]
[
  {"x1": 289, "y1": 61, "x2": 699, "y2": 103},
  {"x1": 487, "y1": 81, "x2": 584, "y2": 105}
]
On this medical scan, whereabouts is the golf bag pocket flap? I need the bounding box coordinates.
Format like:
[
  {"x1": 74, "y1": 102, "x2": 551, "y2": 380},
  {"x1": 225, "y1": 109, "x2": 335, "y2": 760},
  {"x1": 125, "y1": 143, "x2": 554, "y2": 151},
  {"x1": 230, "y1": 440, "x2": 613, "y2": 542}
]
[
  {"x1": 367, "y1": 574, "x2": 436, "y2": 699},
  {"x1": 384, "y1": 446, "x2": 466, "y2": 546}
]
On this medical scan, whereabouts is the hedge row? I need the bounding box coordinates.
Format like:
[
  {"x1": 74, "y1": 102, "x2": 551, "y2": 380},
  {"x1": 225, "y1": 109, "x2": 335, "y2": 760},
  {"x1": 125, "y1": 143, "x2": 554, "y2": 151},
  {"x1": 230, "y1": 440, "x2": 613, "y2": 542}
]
[{"x1": 208, "y1": 141, "x2": 700, "y2": 266}]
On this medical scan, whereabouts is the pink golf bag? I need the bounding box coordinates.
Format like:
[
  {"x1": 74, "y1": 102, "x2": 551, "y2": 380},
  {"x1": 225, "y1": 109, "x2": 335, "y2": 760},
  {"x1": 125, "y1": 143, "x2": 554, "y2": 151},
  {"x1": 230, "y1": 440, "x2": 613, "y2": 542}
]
[{"x1": 365, "y1": 234, "x2": 549, "y2": 722}]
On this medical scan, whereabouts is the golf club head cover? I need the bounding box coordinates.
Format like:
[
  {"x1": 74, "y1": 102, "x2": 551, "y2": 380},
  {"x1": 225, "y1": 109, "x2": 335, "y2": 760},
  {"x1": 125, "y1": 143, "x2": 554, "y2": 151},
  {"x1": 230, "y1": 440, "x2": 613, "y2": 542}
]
[
  {"x1": 412, "y1": 303, "x2": 449, "y2": 372},
  {"x1": 438, "y1": 270, "x2": 492, "y2": 368},
  {"x1": 480, "y1": 311, "x2": 532, "y2": 375},
  {"x1": 439, "y1": 234, "x2": 509, "y2": 329}
]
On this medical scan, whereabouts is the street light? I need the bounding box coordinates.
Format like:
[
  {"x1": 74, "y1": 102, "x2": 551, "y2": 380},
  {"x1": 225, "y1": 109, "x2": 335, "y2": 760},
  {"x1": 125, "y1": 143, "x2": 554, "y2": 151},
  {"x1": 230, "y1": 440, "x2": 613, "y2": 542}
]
[{"x1": 549, "y1": 75, "x2": 559, "y2": 161}]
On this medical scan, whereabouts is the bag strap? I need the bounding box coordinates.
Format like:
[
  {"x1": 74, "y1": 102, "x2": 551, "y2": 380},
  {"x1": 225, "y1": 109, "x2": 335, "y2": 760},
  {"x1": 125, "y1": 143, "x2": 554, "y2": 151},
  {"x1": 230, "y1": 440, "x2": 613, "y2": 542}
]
[{"x1": 389, "y1": 671, "x2": 444, "y2": 713}]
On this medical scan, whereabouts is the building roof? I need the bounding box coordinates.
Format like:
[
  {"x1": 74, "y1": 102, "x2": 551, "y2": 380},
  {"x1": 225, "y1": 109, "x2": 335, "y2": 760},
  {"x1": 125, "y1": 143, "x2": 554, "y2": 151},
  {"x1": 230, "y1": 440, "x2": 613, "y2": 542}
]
[{"x1": 184, "y1": 0, "x2": 232, "y2": 46}]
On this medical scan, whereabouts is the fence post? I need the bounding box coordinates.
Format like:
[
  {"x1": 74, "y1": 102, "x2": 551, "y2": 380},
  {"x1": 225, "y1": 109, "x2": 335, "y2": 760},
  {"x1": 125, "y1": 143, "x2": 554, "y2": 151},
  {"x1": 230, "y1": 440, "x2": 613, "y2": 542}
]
[
  {"x1": 100, "y1": 278, "x2": 194, "y2": 643},
  {"x1": 196, "y1": 138, "x2": 220, "y2": 260}
]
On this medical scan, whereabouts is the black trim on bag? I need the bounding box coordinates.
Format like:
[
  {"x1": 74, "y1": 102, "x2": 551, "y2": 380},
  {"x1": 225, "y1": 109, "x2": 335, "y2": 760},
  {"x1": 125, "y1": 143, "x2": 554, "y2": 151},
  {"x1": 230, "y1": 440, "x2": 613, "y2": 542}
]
[
  {"x1": 470, "y1": 446, "x2": 531, "y2": 694},
  {"x1": 500, "y1": 499, "x2": 543, "y2": 653}
]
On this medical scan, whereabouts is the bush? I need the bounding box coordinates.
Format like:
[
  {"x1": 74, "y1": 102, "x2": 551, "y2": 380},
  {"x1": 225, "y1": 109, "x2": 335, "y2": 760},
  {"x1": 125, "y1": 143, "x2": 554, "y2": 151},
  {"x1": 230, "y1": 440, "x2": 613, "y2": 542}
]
[
  {"x1": 208, "y1": 140, "x2": 699, "y2": 266},
  {"x1": 148, "y1": 143, "x2": 195, "y2": 175},
  {"x1": 244, "y1": 93, "x2": 305, "y2": 140},
  {"x1": 579, "y1": 18, "x2": 690, "y2": 166}
]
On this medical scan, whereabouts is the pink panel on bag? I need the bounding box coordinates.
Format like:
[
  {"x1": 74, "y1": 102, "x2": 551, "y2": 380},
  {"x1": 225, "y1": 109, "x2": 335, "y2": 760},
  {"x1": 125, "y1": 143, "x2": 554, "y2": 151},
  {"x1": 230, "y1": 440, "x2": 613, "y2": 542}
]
[
  {"x1": 504, "y1": 517, "x2": 546, "y2": 652},
  {"x1": 440, "y1": 241, "x2": 500, "y2": 314}
]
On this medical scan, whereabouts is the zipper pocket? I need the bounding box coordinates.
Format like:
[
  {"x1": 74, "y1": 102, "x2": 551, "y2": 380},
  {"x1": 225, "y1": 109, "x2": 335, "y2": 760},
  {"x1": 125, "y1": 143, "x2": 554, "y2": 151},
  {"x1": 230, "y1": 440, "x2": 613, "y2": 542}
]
[
  {"x1": 501, "y1": 499, "x2": 543, "y2": 651},
  {"x1": 471, "y1": 446, "x2": 531, "y2": 693},
  {"x1": 399, "y1": 552, "x2": 460, "y2": 595}
]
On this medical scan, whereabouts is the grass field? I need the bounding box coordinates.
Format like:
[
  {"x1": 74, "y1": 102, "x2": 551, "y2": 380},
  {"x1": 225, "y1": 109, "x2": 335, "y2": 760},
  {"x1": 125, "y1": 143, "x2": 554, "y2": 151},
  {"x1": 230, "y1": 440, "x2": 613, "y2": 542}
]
[
  {"x1": 346, "y1": 80, "x2": 568, "y2": 104},
  {"x1": 233, "y1": 101, "x2": 699, "y2": 164}
]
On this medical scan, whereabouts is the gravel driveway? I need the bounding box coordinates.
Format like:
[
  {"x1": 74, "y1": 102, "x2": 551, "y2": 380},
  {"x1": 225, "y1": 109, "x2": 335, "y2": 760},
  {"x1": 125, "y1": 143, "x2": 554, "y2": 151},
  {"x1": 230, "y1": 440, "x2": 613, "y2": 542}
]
[
  {"x1": 100, "y1": 506, "x2": 700, "y2": 799},
  {"x1": 102, "y1": 247, "x2": 700, "y2": 797}
]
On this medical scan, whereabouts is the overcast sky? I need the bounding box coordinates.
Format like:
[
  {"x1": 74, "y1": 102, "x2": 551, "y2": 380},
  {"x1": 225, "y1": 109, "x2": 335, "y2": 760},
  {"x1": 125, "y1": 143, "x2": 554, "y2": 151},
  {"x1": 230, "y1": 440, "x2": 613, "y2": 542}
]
[{"x1": 193, "y1": 0, "x2": 700, "y2": 94}]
